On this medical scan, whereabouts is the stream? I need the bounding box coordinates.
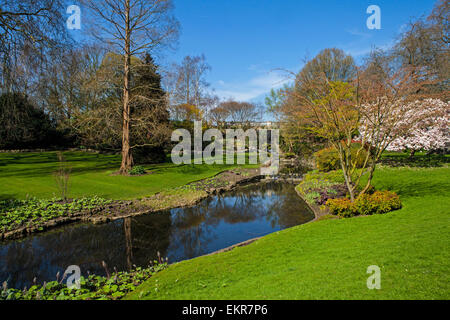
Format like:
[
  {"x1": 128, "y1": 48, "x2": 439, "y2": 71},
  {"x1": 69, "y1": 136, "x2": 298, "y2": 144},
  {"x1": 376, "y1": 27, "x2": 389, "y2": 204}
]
[{"x1": 0, "y1": 181, "x2": 314, "y2": 289}]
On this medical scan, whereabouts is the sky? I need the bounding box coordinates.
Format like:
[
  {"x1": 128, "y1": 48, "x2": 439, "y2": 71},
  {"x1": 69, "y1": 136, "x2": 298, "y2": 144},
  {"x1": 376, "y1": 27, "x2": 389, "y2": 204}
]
[{"x1": 163, "y1": 0, "x2": 437, "y2": 104}]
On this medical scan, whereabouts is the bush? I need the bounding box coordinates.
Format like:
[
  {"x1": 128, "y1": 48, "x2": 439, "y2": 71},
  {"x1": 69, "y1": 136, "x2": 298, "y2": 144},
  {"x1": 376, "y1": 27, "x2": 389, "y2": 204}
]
[
  {"x1": 354, "y1": 191, "x2": 402, "y2": 215},
  {"x1": 314, "y1": 147, "x2": 340, "y2": 172},
  {"x1": 128, "y1": 165, "x2": 146, "y2": 175},
  {"x1": 314, "y1": 142, "x2": 370, "y2": 172},
  {"x1": 326, "y1": 197, "x2": 356, "y2": 217},
  {"x1": 326, "y1": 190, "x2": 402, "y2": 218}
]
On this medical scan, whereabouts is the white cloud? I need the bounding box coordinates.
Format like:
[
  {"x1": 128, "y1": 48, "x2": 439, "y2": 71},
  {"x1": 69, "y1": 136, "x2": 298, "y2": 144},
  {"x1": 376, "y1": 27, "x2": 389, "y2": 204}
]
[
  {"x1": 346, "y1": 28, "x2": 372, "y2": 39},
  {"x1": 343, "y1": 41, "x2": 394, "y2": 58},
  {"x1": 215, "y1": 70, "x2": 291, "y2": 102}
]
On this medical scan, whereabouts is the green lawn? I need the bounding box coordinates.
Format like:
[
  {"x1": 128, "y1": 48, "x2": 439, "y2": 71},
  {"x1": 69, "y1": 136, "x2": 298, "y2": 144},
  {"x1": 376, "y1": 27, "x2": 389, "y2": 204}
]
[
  {"x1": 127, "y1": 165, "x2": 450, "y2": 299},
  {"x1": 0, "y1": 151, "x2": 252, "y2": 200}
]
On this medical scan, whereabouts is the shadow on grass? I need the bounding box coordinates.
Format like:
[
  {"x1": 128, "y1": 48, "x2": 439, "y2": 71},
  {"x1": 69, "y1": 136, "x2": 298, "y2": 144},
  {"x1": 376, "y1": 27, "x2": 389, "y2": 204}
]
[
  {"x1": 0, "y1": 151, "x2": 235, "y2": 179},
  {"x1": 380, "y1": 154, "x2": 449, "y2": 168},
  {"x1": 378, "y1": 180, "x2": 450, "y2": 198},
  {"x1": 0, "y1": 152, "x2": 122, "y2": 178},
  {"x1": 0, "y1": 161, "x2": 121, "y2": 178}
]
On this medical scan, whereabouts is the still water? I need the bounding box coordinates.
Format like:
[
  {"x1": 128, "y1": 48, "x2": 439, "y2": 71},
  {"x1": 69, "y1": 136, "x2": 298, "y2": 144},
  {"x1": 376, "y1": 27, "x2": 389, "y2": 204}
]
[{"x1": 0, "y1": 182, "x2": 314, "y2": 288}]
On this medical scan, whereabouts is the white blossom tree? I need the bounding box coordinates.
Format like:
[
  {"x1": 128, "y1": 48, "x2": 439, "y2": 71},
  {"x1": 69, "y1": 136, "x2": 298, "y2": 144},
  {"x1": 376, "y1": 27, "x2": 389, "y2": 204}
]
[
  {"x1": 386, "y1": 99, "x2": 449, "y2": 154},
  {"x1": 358, "y1": 98, "x2": 449, "y2": 193}
]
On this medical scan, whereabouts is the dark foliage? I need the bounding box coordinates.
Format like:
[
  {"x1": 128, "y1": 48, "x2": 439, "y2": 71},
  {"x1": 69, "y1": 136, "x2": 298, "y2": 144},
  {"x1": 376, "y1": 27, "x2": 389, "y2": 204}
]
[{"x1": 0, "y1": 93, "x2": 69, "y2": 149}]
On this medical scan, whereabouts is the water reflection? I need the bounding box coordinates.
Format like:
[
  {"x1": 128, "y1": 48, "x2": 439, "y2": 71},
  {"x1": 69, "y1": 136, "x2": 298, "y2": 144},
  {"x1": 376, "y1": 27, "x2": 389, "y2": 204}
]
[{"x1": 0, "y1": 182, "x2": 313, "y2": 288}]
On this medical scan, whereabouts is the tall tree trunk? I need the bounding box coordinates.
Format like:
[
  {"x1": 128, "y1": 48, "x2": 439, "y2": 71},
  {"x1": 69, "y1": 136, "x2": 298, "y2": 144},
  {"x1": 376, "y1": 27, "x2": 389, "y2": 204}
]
[
  {"x1": 120, "y1": 0, "x2": 133, "y2": 174},
  {"x1": 124, "y1": 217, "x2": 133, "y2": 271}
]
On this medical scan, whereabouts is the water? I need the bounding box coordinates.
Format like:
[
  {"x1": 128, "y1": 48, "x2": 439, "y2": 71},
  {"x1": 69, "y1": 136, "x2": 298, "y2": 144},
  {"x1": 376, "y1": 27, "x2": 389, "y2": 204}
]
[{"x1": 0, "y1": 182, "x2": 314, "y2": 289}]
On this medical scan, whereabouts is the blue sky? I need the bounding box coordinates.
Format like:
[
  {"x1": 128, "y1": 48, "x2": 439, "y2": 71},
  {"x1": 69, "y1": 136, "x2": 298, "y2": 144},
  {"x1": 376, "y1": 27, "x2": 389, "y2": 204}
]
[{"x1": 164, "y1": 0, "x2": 437, "y2": 103}]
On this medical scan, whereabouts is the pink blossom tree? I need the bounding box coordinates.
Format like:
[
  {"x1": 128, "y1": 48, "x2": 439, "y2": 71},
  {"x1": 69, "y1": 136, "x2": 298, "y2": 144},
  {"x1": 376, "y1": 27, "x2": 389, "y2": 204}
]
[
  {"x1": 356, "y1": 97, "x2": 449, "y2": 194},
  {"x1": 385, "y1": 99, "x2": 449, "y2": 155}
]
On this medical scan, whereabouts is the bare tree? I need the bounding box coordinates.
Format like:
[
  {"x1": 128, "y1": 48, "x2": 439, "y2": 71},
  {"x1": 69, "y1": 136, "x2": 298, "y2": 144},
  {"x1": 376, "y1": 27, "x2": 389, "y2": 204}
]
[
  {"x1": 219, "y1": 100, "x2": 262, "y2": 130},
  {"x1": 208, "y1": 105, "x2": 230, "y2": 130},
  {"x1": 393, "y1": 0, "x2": 449, "y2": 97},
  {"x1": 36, "y1": 44, "x2": 105, "y2": 125},
  {"x1": 83, "y1": 0, "x2": 179, "y2": 173},
  {"x1": 165, "y1": 55, "x2": 211, "y2": 111},
  {"x1": 0, "y1": 0, "x2": 68, "y2": 93}
]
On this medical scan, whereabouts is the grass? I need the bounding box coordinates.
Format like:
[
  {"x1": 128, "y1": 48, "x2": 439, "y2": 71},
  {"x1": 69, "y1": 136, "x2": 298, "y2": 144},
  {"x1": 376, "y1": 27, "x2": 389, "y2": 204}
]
[
  {"x1": 126, "y1": 163, "x2": 450, "y2": 300},
  {"x1": 0, "y1": 151, "x2": 255, "y2": 200}
]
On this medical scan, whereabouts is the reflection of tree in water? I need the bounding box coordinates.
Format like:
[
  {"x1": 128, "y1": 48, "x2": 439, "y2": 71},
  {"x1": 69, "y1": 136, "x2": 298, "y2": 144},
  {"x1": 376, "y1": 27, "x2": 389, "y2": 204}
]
[
  {"x1": 124, "y1": 218, "x2": 133, "y2": 270},
  {"x1": 0, "y1": 214, "x2": 173, "y2": 288},
  {"x1": 263, "y1": 183, "x2": 315, "y2": 228},
  {"x1": 165, "y1": 182, "x2": 311, "y2": 259},
  {"x1": 167, "y1": 189, "x2": 267, "y2": 259},
  {"x1": 127, "y1": 213, "x2": 172, "y2": 267},
  {"x1": 0, "y1": 182, "x2": 314, "y2": 288},
  {"x1": 0, "y1": 220, "x2": 130, "y2": 288}
]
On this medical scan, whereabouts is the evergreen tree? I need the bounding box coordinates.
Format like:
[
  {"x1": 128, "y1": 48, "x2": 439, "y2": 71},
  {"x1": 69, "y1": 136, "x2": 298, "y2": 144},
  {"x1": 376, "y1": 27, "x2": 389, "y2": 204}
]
[{"x1": 131, "y1": 53, "x2": 170, "y2": 163}]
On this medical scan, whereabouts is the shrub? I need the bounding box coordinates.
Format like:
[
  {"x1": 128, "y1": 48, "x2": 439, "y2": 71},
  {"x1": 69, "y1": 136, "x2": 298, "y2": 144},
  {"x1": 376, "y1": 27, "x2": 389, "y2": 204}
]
[
  {"x1": 326, "y1": 197, "x2": 356, "y2": 217},
  {"x1": 354, "y1": 191, "x2": 402, "y2": 215},
  {"x1": 314, "y1": 142, "x2": 369, "y2": 172},
  {"x1": 326, "y1": 190, "x2": 402, "y2": 218},
  {"x1": 314, "y1": 147, "x2": 341, "y2": 172},
  {"x1": 128, "y1": 165, "x2": 146, "y2": 175}
]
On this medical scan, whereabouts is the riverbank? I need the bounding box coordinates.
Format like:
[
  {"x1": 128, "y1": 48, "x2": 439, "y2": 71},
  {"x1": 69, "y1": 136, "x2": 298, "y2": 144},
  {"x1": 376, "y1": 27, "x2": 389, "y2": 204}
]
[
  {"x1": 126, "y1": 164, "x2": 450, "y2": 299},
  {"x1": 1, "y1": 167, "x2": 263, "y2": 241}
]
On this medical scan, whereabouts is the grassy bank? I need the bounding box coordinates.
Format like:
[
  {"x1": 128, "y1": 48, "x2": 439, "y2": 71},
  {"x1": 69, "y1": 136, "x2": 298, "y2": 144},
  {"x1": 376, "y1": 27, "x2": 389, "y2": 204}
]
[
  {"x1": 126, "y1": 165, "x2": 450, "y2": 299},
  {"x1": 0, "y1": 152, "x2": 253, "y2": 200}
]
